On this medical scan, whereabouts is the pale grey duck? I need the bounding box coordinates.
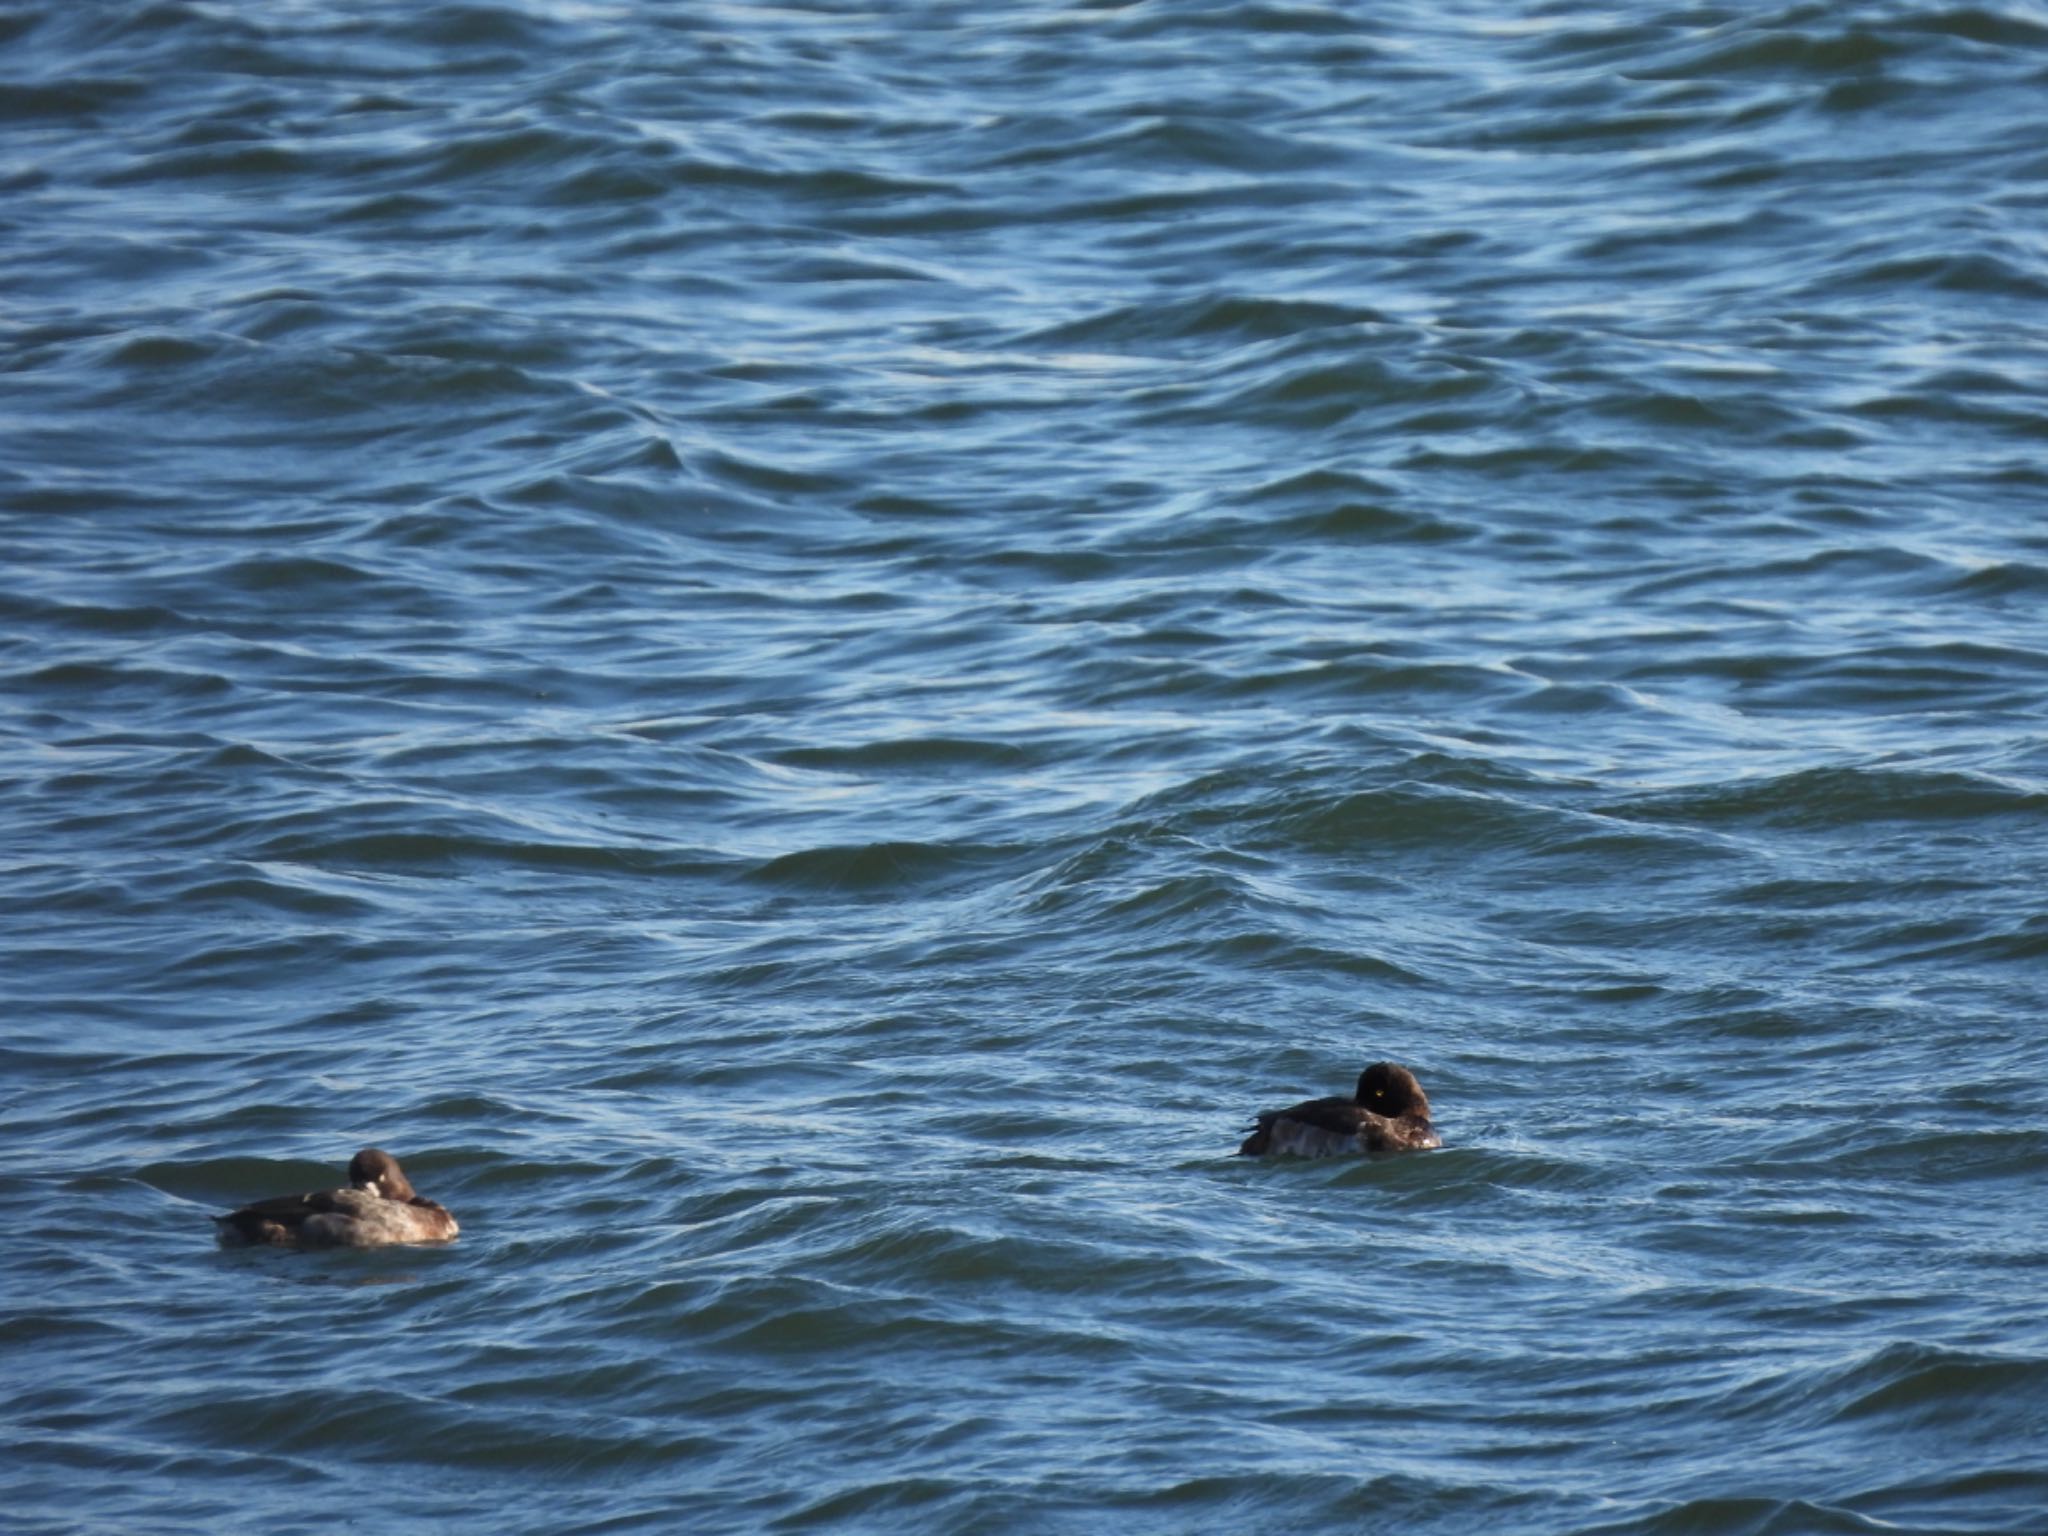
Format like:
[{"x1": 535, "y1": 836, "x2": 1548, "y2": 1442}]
[{"x1": 215, "y1": 1148, "x2": 459, "y2": 1249}]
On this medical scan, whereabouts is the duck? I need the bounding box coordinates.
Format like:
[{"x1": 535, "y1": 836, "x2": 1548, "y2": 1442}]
[
  {"x1": 1237, "y1": 1062, "x2": 1441, "y2": 1156},
  {"x1": 215, "y1": 1148, "x2": 459, "y2": 1249}
]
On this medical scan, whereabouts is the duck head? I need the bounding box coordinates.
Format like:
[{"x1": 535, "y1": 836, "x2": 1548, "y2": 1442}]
[
  {"x1": 348, "y1": 1147, "x2": 417, "y2": 1202},
  {"x1": 1355, "y1": 1062, "x2": 1429, "y2": 1120}
]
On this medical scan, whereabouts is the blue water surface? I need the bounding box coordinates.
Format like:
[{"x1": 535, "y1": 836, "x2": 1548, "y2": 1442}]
[{"x1": 4, "y1": 1, "x2": 2047, "y2": 1531}]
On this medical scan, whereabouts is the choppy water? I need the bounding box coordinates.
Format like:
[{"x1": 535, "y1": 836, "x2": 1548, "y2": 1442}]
[{"x1": 6, "y1": 1, "x2": 2048, "y2": 1531}]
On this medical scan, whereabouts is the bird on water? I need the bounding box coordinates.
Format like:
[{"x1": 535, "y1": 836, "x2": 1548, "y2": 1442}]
[
  {"x1": 1238, "y1": 1062, "x2": 1441, "y2": 1157},
  {"x1": 214, "y1": 1147, "x2": 459, "y2": 1249}
]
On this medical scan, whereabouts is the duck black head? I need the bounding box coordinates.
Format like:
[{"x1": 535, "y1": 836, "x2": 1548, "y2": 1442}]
[
  {"x1": 349, "y1": 1147, "x2": 416, "y2": 1201},
  {"x1": 1355, "y1": 1062, "x2": 1429, "y2": 1120}
]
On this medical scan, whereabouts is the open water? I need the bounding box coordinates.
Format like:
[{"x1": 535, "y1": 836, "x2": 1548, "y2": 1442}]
[{"x1": 5, "y1": 2, "x2": 2048, "y2": 1531}]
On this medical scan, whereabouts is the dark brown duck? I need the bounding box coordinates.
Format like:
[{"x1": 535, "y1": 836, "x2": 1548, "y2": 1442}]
[
  {"x1": 215, "y1": 1148, "x2": 460, "y2": 1249},
  {"x1": 1238, "y1": 1062, "x2": 1441, "y2": 1157}
]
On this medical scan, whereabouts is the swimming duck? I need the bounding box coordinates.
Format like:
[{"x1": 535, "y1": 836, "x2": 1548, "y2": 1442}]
[
  {"x1": 1237, "y1": 1062, "x2": 1441, "y2": 1156},
  {"x1": 215, "y1": 1148, "x2": 459, "y2": 1249}
]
